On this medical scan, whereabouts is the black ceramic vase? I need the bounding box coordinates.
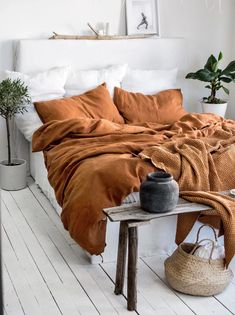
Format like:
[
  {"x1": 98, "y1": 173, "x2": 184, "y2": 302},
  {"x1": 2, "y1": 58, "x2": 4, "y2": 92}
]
[{"x1": 140, "y1": 172, "x2": 179, "y2": 213}]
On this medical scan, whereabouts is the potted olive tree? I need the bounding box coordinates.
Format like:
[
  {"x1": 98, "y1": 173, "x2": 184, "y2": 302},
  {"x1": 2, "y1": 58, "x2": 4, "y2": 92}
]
[
  {"x1": 186, "y1": 52, "x2": 235, "y2": 117},
  {"x1": 0, "y1": 78, "x2": 31, "y2": 190}
]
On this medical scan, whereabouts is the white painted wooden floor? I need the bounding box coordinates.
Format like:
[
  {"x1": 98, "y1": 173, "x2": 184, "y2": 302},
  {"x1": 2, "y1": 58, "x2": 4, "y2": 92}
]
[{"x1": 1, "y1": 179, "x2": 235, "y2": 315}]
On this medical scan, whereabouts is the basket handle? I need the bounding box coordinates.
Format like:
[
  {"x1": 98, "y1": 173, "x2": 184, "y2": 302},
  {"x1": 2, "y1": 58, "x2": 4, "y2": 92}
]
[
  {"x1": 196, "y1": 224, "x2": 218, "y2": 243},
  {"x1": 190, "y1": 238, "x2": 215, "y2": 261}
]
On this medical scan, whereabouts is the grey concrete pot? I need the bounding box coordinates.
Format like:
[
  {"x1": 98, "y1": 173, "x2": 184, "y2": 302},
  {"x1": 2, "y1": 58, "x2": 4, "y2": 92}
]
[
  {"x1": 0, "y1": 159, "x2": 27, "y2": 191},
  {"x1": 140, "y1": 172, "x2": 179, "y2": 213}
]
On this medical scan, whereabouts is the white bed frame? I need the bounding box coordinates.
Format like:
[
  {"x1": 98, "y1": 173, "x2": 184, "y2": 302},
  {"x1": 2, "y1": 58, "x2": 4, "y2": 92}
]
[{"x1": 14, "y1": 38, "x2": 204, "y2": 264}]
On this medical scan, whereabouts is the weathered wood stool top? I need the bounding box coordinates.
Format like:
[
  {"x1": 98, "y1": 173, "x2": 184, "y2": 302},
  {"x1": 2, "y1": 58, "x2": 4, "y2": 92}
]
[
  {"x1": 103, "y1": 196, "x2": 217, "y2": 311},
  {"x1": 104, "y1": 197, "x2": 213, "y2": 223}
]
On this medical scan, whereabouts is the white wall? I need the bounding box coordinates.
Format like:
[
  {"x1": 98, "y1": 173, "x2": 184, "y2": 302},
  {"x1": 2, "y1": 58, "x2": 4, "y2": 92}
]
[
  {"x1": 160, "y1": 0, "x2": 234, "y2": 116},
  {"x1": 0, "y1": 0, "x2": 234, "y2": 160}
]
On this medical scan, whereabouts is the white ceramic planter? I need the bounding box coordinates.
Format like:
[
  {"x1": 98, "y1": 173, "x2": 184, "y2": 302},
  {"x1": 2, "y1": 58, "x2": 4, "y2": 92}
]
[
  {"x1": 201, "y1": 102, "x2": 227, "y2": 118},
  {"x1": 0, "y1": 159, "x2": 27, "y2": 191}
]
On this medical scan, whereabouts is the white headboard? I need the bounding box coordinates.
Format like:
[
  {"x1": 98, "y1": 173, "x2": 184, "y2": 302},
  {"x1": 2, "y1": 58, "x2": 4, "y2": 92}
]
[
  {"x1": 15, "y1": 38, "x2": 187, "y2": 98},
  {"x1": 15, "y1": 38, "x2": 186, "y2": 72}
]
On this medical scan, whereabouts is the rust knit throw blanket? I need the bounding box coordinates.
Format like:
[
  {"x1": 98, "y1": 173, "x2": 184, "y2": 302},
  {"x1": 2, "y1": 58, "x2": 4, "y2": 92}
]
[
  {"x1": 178, "y1": 192, "x2": 235, "y2": 267},
  {"x1": 33, "y1": 113, "x2": 235, "y2": 263},
  {"x1": 139, "y1": 126, "x2": 235, "y2": 266}
]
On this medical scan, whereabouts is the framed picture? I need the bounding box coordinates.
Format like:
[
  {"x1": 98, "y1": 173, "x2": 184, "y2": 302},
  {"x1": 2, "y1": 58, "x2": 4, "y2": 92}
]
[{"x1": 126, "y1": 0, "x2": 160, "y2": 36}]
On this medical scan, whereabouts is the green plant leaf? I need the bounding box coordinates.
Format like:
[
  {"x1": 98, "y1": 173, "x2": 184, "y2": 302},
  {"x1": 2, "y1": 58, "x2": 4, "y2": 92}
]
[
  {"x1": 0, "y1": 78, "x2": 31, "y2": 166},
  {"x1": 223, "y1": 73, "x2": 235, "y2": 80},
  {"x1": 221, "y1": 86, "x2": 230, "y2": 95},
  {"x1": 212, "y1": 63, "x2": 219, "y2": 72},
  {"x1": 220, "y1": 76, "x2": 233, "y2": 83},
  {"x1": 218, "y1": 52, "x2": 223, "y2": 61},
  {"x1": 186, "y1": 69, "x2": 216, "y2": 82},
  {"x1": 204, "y1": 54, "x2": 217, "y2": 71},
  {"x1": 221, "y1": 61, "x2": 235, "y2": 75},
  {"x1": 196, "y1": 69, "x2": 217, "y2": 82},
  {"x1": 0, "y1": 78, "x2": 31, "y2": 120},
  {"x1": 185, "y1": 72, "x2": 197, "y2": 79},
  {"x1": 214, "y1": 69, "x2": 222, "y2": 79},
  {"x1": 205, "y1": 85, "x2": 211, "y2": 89}
]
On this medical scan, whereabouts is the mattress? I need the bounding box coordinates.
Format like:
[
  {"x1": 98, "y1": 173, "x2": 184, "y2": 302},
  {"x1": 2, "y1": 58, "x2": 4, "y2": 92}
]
[{"x1": 29, "y1": 143, "x2": 140, "y2": 216}]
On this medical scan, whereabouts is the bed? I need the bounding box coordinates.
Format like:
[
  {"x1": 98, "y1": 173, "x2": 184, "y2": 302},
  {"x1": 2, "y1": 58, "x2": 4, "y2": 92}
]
[{"x1": 12, "y1": 38, "x2": 205, "y2": 263}]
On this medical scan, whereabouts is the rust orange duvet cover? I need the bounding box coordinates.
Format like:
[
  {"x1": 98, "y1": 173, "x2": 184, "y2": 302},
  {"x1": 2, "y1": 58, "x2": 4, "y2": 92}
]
[{"x1": 32, "y1": 113, "x2": 235, "y2": 263}]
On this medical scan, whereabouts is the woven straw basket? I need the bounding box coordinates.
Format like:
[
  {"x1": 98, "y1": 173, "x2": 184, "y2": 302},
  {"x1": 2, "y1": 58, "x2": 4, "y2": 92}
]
[{"x1": 165, "y1": 225, "x2": 234, "y2": 296}]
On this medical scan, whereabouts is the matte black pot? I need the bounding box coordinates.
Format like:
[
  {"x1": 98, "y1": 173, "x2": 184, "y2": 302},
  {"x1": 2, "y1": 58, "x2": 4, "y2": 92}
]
[{"x1": 140, "y1": 172, "x2": 179, "y2": 213}]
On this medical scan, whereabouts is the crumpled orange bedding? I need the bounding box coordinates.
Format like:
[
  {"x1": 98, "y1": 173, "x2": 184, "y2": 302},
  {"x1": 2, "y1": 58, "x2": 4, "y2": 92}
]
[
  {"x1": 139, "y1": 115, "x2": 235, "y2": 266},
  {"x1": 32, "y1": 113, "x2": 235, "y2": 261}
]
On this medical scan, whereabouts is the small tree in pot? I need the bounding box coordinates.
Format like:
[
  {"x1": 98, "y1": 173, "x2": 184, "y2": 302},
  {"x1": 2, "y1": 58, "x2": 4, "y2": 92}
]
[
  {"x1": 186, "y1": 52, "x2": 235, "y2": 117},
  {"x1": 0, "y1": 78, "x2": 31, "y2": 190}
]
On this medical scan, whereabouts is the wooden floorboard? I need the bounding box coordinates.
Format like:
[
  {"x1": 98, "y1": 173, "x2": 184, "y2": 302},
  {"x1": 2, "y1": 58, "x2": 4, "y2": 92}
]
[
  {"x1": 2, "y1": 224, "x2": 43, "y2": 315},
  {"x1": 27, "y1": 177, "x2": 76, "y2": 246},
  {"x1": 101, "y1": 259, "x2": 195, "y2": 315},
  {"x1": 2, "y1": 195, "x2": 81, "y2": 315},
  {"x1": 9, "y1": 187, "x2": 133, "y2": 314},
  {"x1": 1, "y1": 181, "x2": 235, "y2": 315},
  {"x1": 2, "y1": 262, "x2": 25, "y2": 315},
  {"x1": 214, "y1": 258, "x2": 235, "y2": 314},
  {"x1": 142, "y1": 255, "x2": 235, "y2": 315}
]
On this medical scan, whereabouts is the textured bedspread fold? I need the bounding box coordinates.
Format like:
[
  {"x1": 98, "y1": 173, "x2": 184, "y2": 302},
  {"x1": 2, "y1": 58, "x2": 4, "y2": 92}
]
[
  {"x1": 33, "y1": 113, "x2": 235, "y2": 262},
  {"x1": 139, "y1": 118, "x2": 235, "y2": 265},
  {"x1": 178, "y1": 191, "x2": 235, "y2": 266}
]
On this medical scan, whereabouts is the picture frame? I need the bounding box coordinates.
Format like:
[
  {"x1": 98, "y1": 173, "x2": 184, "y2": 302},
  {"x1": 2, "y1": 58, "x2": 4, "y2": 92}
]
[{"x1": 126, "y1": 0, "x2": 160, "y2": 36}]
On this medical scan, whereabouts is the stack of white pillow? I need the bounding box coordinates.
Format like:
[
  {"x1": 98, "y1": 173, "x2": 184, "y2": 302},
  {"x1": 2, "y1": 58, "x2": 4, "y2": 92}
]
[{"x1": 1, "y1": 65, "x2": 178, "y2": 141}]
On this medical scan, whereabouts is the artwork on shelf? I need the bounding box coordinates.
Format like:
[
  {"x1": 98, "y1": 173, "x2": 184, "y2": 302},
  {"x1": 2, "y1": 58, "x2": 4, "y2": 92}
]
[{"x1": 126, "y1": 0, "x2": 160, "y2": 36}]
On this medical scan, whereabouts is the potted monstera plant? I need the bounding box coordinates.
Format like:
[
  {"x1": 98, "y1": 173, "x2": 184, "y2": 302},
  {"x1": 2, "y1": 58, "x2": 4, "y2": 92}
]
[
  {"x1": 186, "y1": 52, "x2": 235, "y2": 117},
  {"x1": 0, "y1": 78, "x2": 31, "y2": 190}
]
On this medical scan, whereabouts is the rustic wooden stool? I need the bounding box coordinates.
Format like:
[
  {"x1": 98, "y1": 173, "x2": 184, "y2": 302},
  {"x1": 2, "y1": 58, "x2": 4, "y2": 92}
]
[{"x1": 103, "y1": 197, "x2": 214, "y2": 311}]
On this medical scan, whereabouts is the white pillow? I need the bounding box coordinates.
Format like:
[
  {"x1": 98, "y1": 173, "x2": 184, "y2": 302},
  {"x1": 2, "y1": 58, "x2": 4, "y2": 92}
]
[
  {"x1": 65, "y1": 64, "x2": 128, "y2": 97},
  {"x1": 6, "y1": 66, "x2": 70, "y2": 141},
  {"x1": 122, "y1": 68, "x2": 178, "y2": 95},
  {"x1": 5, "y1": 65, "x2": 71, "y2": 102},
  {"x1": 15, "y1": 106, "x2": 43, "y2": 141}
]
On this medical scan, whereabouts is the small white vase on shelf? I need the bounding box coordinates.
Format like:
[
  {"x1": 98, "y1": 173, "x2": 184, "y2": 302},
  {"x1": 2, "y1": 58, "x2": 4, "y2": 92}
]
[{"x1": 201, "y1": 101, "x2": 227, "y2": 118}]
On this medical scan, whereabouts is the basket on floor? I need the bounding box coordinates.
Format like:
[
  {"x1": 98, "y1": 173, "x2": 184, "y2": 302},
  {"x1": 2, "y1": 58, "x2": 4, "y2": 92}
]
[{"x1": 164, "y1": 224, "x2": 234, "y2": 296}]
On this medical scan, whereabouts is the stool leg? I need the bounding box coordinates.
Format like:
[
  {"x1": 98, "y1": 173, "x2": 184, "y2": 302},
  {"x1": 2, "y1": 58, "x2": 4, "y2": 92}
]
[
  {"x1": 127, "y1": 226, "x2": 138, "y2": 311},
  {"x1": 114, "y1": 222, "x2": 128, "y2": 295}
]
